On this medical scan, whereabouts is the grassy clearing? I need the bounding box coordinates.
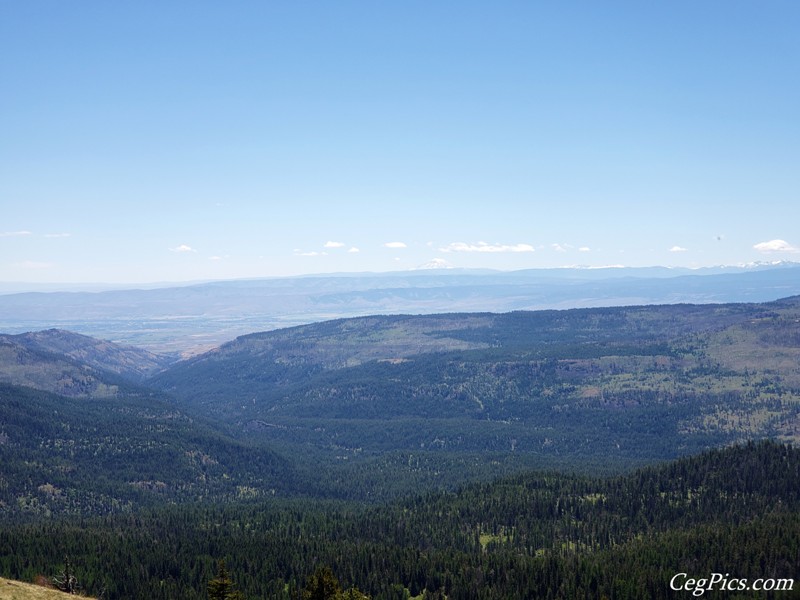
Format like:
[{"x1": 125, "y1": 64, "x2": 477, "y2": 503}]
[{"x1": 0, "y1": 578, "x2": 94, "y2": 600}]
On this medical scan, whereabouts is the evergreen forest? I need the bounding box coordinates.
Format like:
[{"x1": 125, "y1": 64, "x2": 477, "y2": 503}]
[
  {"x1": 1, "y1": 298, "x2": 800, "y2": 598},
  {"x1": 1, "y1": 442, "x2": 798, "y2": 599}
]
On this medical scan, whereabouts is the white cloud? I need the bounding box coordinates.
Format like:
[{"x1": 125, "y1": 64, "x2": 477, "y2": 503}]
[
  {"x1": 669, "y1": 245, "x2": 688, "y2": 252},
  {"x1": 753, "y1": 239, "x2": 799, "y2": 254},
  {"x1": 551, "y1": 243, "x2": 571, "y2": 253},
  {"x1": 578, "y1": 247, "x2": 591, "y2": 252},
  {"x1": 209, "y1": 256, "x2": 223, "y2": 261},
  {"x1": 169, "y1": 244, "x2": 196, "y2": 253},
  {"x1": 324, "y1": 241, "x2": 346, "y2": 248},
  {"x1": 1, "y1": 230, "x2": 32, "y2": 237},
  {"x1": 347, "y1": 247, "x2": 360, "y2": 253},
  {"x1": 294, "y1": 250, "x2": 328, "y2": 257},
  {"x1": 384, "y1": 241, "x2": 407, "y2": 249},
  {"x1": 440, "y1": 241, "x2": 535, "y2": 253}
]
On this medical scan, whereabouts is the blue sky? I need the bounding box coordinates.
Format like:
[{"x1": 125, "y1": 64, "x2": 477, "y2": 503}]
[{"x1": 2, "y1": 1, "x2": 799, "y2": 284}]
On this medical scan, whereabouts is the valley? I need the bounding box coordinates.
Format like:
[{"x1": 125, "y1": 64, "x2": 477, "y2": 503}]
[{"x1": 1, "y1": 294, "x2": 799, "y2": 597}]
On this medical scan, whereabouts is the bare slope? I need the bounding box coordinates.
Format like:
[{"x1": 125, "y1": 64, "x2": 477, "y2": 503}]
[{"x1": 0, "y1": 578, "x2": 94, "y2": 600}]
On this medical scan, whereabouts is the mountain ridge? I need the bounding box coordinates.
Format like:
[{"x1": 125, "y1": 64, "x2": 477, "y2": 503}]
[
  {"x1": 0, "y1": 330, "x2": 175, "y2": 398},
  {"x1": 145, "y1": 296, "x2": 800, "y2": 500},
  {"x1": 2, "y1": 295, "x2": 800, "y2": 509}
]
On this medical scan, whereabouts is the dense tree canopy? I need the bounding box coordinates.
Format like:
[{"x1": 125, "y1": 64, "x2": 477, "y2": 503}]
[{"x1": 1, "y1": 442, "x2": 797, "y2": 599}]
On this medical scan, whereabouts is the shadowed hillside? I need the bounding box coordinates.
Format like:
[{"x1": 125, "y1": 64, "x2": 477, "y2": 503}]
[{"x1": 0, "y1": 383, "x2": 295, "y2": 516}]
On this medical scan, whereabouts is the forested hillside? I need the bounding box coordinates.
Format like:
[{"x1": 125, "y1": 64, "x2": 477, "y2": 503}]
[
  {"x1": 1, "y1": 442, "x2": 797, "y2": 599},
  {"x1": 0, "y1": 383, "x2": 295, "y2": 516},
  {"x1": 2, "y1": 298, "x2": 800, "y2": 515},
  {"x1": 0, "y1": 330, "x2": 173, "y2": 398},
  {"x1": 151, "y1": 297, "x2": 800, "y2": 499},
  {"x1": 7, "y1": 329, "x2": 175, "y2": 381},
  {"x1": 1, "y1": 299, "x2": 799, "y2": 598}
]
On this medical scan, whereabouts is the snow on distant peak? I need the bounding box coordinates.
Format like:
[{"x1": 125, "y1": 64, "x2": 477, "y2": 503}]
[
  {"x1": 736, "y1": 260, "x2": 799, "y2": 269},
  {"x1": 414, "y1": 258, "x2": 454, "y2": 270}
]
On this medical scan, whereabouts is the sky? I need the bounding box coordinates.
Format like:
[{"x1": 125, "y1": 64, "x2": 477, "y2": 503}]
[{"x1": 2, "y1": 1, "x2": 799, "y2": 284}]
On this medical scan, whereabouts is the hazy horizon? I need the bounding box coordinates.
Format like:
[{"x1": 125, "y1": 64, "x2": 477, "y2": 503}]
[{"x1": 0, "y1": 259, "x2": 798, "y2": 298}]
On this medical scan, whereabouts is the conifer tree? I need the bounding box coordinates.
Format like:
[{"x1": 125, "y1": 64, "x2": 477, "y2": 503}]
[
  {"x1": 208, "y1": 559, "x2": 244, "y2": 600},
  {"x1": 302, "y1": 566, "x2": 370, "y2": 600},
  {"x1": 303, "y1": 566, "x2": 341, "y2": 600}
]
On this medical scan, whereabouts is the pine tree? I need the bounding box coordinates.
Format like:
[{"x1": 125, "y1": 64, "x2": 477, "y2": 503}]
[
  {"x1": 302, "y1": 566, "x2": 370, "y2": 600},
  {"x1": 303, "y1": 566, "x2": 341, "y2": 600},
  {"x1": 208, "y1": 559, "x2": 244, "y2": 600}
]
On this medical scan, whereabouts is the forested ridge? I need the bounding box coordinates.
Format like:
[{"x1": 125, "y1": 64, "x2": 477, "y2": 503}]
[
  {"x1": 1, "y1": 442, "x2": 798, "y2": 599},
  {"x1": 155, "y1": 298, "x2": 800, "y2": 502},
  {"x1": 2, "y1": 299, "x2": 800, "y2": 597}
]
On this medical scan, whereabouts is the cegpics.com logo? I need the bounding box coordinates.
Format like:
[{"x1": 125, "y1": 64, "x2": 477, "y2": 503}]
[{"x1": 671, "y1": 573, "x2": 795, "y2": 596}]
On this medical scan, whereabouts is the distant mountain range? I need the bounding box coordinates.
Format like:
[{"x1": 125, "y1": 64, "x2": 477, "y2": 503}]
[{"x1": 1, "y1": 262, "x2": 799, "y2": 354}]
